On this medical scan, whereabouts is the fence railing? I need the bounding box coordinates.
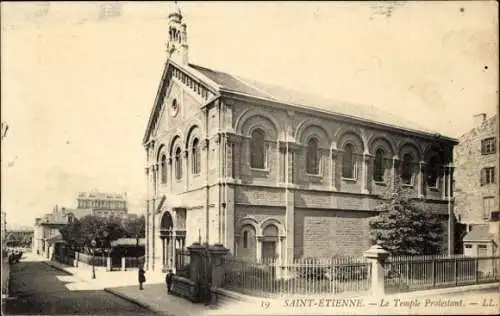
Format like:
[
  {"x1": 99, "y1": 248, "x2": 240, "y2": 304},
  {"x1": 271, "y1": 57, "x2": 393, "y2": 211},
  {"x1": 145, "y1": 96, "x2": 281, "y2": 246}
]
[
  {"x1": 55, "y1": 254, "x2": 75, "y2": 267},
  {"x1": 77, "y1": 252, "x2": 107, "y2": 267},
  {"x1": 384, "y1": 254, "x2": 500, "y2": 294},
  {"x1": 124, "y1": 256, "x2": 145, "y2": 269},
  {"x1": 175, "y1": 249, "x2": 190, "y2": 279},
  {"x1": 222, "y1": 256, "x2": 371, "y2": 297}
]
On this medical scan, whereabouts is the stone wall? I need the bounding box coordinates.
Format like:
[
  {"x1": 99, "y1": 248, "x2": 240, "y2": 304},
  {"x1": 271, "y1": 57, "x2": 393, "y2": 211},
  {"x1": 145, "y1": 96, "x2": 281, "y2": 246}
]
[{"x1": 454, "y1": 115, "x2": 499, "y2": 224}]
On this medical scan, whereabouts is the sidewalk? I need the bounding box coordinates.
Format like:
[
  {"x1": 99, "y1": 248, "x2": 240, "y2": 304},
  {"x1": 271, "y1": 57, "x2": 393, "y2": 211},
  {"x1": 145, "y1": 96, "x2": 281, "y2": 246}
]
[
  {"x1": 41, "y1": 255, "x2": 215, "y2": 316},
  {"x1": 105, "y1": 284, "x2": 209, "y2": 316},
  {"x1": 46, "y1": 259, "x2": 157, "y2": 289},
  {"x1": 41, "y1": 254, "x2": 500, "y2": 316}
]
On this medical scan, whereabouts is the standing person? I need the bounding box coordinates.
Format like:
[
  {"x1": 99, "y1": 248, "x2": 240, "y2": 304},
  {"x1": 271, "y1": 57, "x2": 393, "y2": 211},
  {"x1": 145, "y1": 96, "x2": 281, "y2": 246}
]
[
  {"x1": 138, "y1": 266, "x2": 146, "y2": 290},
  {"x1": 165, "y1": 269, "x2": 174, "y2": 294}
]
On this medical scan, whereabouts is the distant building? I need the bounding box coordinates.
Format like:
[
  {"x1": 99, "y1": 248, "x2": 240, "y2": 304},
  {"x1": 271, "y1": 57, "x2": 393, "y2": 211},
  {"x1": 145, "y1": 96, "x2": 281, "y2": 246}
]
[
  {"x1": 462, "y1": 221, "x2": 499, "y2": 258},
  {"x1": 33, "y1": 205, "x2": 72, "y2": 258},
  {"x1": 76, "y1": 191, "x2": 128, "y2": 218},
  {"x1": 454, "y1": 113, "x2": 499, "y2": 227},
  {"x1": 4, "y1": 228, "x2": 34, "y2": 250}
]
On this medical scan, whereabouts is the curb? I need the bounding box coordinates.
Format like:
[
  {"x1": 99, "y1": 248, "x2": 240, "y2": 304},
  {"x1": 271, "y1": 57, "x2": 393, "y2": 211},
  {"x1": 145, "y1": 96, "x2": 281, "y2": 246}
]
[
  {"x1": 384, "y1": 282, "x2": 500, "y2": 299},
  {"x1": 44, "y1": 261, "x2": 96, "y2": 286},
  {"x1": 104, "y1": 288, "x2": 160, "y2": 313},
  {"x1": 44, "y1": 261, "x2": 73, "y2": 276}
]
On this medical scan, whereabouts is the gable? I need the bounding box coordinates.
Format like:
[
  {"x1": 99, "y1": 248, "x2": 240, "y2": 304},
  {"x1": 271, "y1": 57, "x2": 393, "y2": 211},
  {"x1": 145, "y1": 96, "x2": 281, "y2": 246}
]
[{"x1": 142, "y1": 60, "x2": 219, "y2": 144}]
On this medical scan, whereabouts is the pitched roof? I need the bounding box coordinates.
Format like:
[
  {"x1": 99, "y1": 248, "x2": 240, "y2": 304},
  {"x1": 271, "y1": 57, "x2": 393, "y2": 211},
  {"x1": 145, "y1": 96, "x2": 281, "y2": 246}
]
[
  {"x1": 110, "y1": 238, "x2": 145, "y2": 247},
  {"x1": 188, "y1": 63, "x2": 448, "y2": 137},
  {"x1": 463, "y1": 224, "x2": 495, "y2": 242}
]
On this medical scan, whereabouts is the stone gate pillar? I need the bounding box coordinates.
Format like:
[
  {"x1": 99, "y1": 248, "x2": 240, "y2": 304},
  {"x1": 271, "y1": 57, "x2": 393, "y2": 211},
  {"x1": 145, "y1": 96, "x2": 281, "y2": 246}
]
[
  {"x1": 363, "y1": 243, "x2": 389, "y2": 297},
  {"x1": 187, "y1": 242, "x2": 204, "y2": 284},
  {"x1": 208, "y1": 244, "x2": 230, "y2": 289}
]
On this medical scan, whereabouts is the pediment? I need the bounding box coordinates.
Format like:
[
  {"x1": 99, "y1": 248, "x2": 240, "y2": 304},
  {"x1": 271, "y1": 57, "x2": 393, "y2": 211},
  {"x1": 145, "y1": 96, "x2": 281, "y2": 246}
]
[{"x1": 143, "y1": 60, "x2": 219, "y2": 144}]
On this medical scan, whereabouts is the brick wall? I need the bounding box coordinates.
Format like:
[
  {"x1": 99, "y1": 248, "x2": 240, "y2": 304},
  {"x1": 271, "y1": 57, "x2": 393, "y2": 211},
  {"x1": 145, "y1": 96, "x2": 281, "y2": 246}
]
[
  {"x1": 454, "y1": 115, "x2": 499, "y2": 223},
  {"x1": 294, "y1": 209, "x2": 375, "y2": 258}
]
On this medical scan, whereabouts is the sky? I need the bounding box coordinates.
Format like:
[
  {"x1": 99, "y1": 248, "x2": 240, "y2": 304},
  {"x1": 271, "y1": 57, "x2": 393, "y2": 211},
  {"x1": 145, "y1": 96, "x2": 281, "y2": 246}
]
[{"x1": 1, "y1": 1, "x2": 498, "y2": 229}]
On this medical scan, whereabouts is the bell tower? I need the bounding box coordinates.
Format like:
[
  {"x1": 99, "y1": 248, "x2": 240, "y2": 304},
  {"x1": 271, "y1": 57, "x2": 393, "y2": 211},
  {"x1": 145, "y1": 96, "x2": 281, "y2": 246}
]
[{"x1": 166, "y1": 1, "x2": 188, "y2": 65}]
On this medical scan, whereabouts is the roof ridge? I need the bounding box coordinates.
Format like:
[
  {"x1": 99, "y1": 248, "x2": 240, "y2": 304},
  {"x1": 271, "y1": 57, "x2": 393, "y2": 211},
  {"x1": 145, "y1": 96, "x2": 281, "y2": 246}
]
[
  {"x1": 190, "y1": 63, "x2": 445, "y2": 137},
  {"x1": 231, "y1": 75, "x2": 277, "y2": 100}
]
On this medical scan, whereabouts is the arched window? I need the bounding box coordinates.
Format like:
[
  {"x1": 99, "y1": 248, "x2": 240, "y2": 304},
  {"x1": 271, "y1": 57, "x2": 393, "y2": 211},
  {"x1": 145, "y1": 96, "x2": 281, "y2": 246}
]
[
  {"x1": 373, "y1": 148, "x2": 385, "y2": 182},
  {"x1": 250, "y1": 129, "x2": 265, "y2": 169},
  {"x1": 175, "y1": 147, "x2": 182, "y2": 180},
  {"x1": 160, "y1": 154, "x2": 167, "y2": 184},
  {"x1": 243, "y1": 231, "x2": 248, "y2": 249},
  {"x1": 342, "y1": 144, "x2": 355, "y2": 179},
  {"x1": 262, "y1": 224, "x2": 279, "y2": 261},
  {"x1": 240, "y1": 224, "x2": 256, "y2": 261},
  {"x1": 306, "y1": 138, "x2": 319, "y2": 174},
  {"x1": 401, "y1": 153, "x2": 414, "y2": 185},
  {"x1": 192, "y1": 138, "x2": 201, "y2": 174},
  {"x1": 427, "y1": 156, "x2": 440, "y2": 188}
]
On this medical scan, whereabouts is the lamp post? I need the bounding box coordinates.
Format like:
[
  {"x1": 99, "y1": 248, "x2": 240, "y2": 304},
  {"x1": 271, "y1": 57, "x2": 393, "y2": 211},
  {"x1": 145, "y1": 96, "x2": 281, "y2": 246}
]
[{"x1": 91, "y1": 239, "x2": 96, "y2": 279}]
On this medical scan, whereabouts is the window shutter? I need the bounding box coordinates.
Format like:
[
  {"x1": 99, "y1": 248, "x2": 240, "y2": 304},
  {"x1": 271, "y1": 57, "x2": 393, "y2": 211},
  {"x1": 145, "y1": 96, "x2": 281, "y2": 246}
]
[{"x1": 480, "y1": 168, "x2": 485, "y2": 186}]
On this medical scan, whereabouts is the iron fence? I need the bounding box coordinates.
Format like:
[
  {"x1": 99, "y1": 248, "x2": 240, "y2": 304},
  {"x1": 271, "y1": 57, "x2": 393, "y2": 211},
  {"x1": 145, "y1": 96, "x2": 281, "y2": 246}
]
[
  {"x1": 124, "y1": 256, "x2": 145, "y2": 269},
  {"x1": 175, "y1": 249, "x2": 190, "y2": 279},
  {"x1": 222, "y1": 256, "x2": 371, "y2": 297},
  {"x1": 384, "y1": 254, "x2": 500, "y2": 293},
  {"x1": 78, "y1": 252, "x2": 107, "y2": 267},
  {"x1": 55, "y1": 254, "x2": 75, "y2": 266}
]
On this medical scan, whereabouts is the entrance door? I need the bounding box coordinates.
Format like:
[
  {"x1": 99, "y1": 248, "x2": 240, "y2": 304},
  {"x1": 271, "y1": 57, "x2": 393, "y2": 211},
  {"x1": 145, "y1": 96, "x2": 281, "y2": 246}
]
[{"x1": 262, "y1": 241, "x2": 276, "y2": 262}]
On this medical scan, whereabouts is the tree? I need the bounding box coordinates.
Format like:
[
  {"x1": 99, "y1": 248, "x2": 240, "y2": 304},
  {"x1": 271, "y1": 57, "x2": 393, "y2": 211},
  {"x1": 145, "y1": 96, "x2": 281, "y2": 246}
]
[
  {"x1": 60, "y1": 215, "x2": 127, "y2": 253},
  {"x1": 369, "y1": 179, "x2": 444, "y2": 255},
  {"x1": 60, "y1": 218, "x2": 86, "y2": 251},
  {"x1": 99, "y1": 216, "x2": 127, "y2": 250},
  {"x1": 123, "y1": 215, "x2": 145, "y2": 245}
]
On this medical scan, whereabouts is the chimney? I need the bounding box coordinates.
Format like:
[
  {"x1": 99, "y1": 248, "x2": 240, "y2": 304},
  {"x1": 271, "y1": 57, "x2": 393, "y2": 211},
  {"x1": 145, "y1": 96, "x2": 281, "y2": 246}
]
[{"x1": 473, "y1": 113, "x2": 487, "y2": 126}]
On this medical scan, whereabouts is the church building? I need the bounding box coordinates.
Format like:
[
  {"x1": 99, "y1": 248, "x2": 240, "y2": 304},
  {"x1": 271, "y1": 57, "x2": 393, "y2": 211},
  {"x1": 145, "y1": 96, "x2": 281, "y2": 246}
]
[{"x1": 143, "y1": 4, "x2": 458, "y2": 272}]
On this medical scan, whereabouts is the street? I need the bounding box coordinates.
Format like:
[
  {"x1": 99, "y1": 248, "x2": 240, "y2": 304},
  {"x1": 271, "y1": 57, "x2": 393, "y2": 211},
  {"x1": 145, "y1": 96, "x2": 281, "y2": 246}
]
[{"x1": 3, "y1": 259, "x2": 156, "y2": 315}]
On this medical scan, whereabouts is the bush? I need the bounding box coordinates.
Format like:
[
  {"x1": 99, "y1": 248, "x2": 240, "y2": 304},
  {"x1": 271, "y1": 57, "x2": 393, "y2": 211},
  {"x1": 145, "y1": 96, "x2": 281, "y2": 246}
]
[
  {"x1": 333, "y1": 264, "x2": 369, "y2": 281},
  {"x1": 296, "y1": 257, "x2": 329, "y2": 280}
]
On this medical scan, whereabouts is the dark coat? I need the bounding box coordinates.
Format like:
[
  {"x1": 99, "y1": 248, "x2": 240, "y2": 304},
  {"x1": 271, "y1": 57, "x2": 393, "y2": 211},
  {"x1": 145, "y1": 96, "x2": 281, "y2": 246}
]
[
  {"x1": 138, "y1": 269, "x2": 146, "y2": 283},
  {"x1": 166, "y1": 272, "x2": 173, "y2": 284}
]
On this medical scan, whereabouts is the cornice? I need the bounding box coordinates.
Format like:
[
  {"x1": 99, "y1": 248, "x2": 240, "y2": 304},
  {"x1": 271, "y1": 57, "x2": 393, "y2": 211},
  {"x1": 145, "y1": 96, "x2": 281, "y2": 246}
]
[{"x1": 220, "y1": 90, "x2": 458, "y2": 146}]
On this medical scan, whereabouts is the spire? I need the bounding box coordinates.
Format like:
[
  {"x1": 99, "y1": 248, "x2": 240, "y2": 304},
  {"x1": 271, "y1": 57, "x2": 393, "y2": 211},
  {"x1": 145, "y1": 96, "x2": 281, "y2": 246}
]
[
  {"x1": 168, "y1": 1, "x2": 182, "y2": 21},
  {"x1": 166, "y1": 1, "x2": 188, "y2": 65}
]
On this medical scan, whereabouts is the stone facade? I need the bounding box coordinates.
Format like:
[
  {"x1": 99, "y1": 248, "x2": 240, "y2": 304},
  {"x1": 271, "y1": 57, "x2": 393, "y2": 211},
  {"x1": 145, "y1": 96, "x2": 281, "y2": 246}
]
[
  {"x1": 76, "y1": 191, "x2": 128, "y2": 218},
  {"x1": 454, "y1": 114, "x2": 499, "y2": 225},
  {"x1": 143, "y1": 5, "x2": 458, "y2": 273}
]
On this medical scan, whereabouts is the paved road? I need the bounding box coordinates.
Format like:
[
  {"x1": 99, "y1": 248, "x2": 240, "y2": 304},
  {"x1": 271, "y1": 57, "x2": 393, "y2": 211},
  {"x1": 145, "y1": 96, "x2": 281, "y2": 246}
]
[{"x1": 3, "y1": 260, "x2": 157, "y2": 315}]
